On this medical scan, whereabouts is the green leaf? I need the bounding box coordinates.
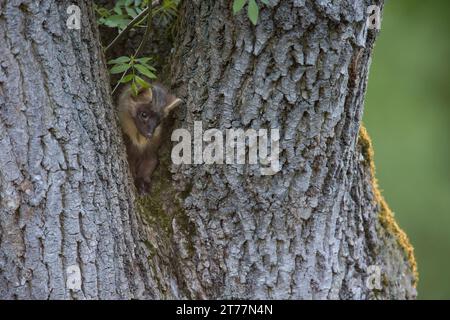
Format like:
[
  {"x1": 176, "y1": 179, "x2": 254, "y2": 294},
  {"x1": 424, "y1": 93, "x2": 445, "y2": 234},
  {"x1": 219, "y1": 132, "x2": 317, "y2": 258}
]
[
  {"x1": 141, "y1": 63, "x2": 156, "y2": 72},
  {"x1": 136, "y1": 57, "x2": 153, "y2": 64},
  {"x1": 125, "y1": 7, "x2": 137, "y2": 18},
  {"x1": 135, "y1": 76, "x2": 150, "y2": 89},
  {"x1": 96, "y1": 7, "x2": 110, "y2": 18},
  {"x1": 247, "y1": 0, "x2": 259, "y2": 25},
  {"x1": 135, "y1": 64, "x2": 157, "y2": 79},
  {"x1": 131, "y1": 81, "x2": 139, "y2": 96},
  {"x1": 113, "y1": 6, "x2": 122, "y2": 15},
  {"x1": 107, "y1": 56, "x2": 131, "y2": 64},
  {"x1": 110, "y1": 63, "x2": 131, "y2": 74},
  {"x1": 233, "y1": 0, "x2": 246, "y2": 14},
  {"x1": 102, "y1": 15, "x2": 131, "y2": 28},
  {"x1": 119, "y1": 74, "x2": 134, "y2": 83}
]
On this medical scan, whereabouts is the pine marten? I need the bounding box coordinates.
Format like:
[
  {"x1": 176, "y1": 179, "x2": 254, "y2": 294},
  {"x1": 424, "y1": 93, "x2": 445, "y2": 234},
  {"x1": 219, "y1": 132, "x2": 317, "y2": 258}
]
[{"x1": 117, "y1": 83, "x2": 181, "y2": 194}]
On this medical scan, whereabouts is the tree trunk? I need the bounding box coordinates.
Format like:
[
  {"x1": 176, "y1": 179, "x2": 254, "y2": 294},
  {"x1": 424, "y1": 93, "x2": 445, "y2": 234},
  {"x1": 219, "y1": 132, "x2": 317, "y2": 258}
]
[
  {"x1": 153, "y1": 0, "x2": 417, "y2": 299},
  {"x1": 0, "y1": 0, "x2": 159, "y2": 299},
  {"x1": 0, "y1": 0, "x2": 417, "y2": 300}
]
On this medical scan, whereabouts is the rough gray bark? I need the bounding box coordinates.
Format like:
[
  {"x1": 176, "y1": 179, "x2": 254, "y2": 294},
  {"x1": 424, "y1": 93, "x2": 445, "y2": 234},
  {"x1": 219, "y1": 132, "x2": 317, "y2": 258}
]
[
  {"x1": 0, "y1": 0, "x2": 417, "y2": 300},
  {"x1": 0, "y1": 0, "x2": 158, "y2": 299},
  {"x1": 150, "y1": 0, "x2": 417, "y2": 299}
]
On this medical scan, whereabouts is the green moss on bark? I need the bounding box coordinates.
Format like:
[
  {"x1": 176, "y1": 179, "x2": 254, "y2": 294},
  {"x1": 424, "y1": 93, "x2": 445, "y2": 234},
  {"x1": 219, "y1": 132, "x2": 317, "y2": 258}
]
[{"x1": 358, "y1": 124, "x2": 418, "y2": 286}]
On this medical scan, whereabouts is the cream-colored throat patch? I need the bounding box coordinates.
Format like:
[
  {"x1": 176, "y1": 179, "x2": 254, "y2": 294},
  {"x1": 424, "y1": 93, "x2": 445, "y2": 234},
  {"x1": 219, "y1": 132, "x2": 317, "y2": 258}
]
[{"x1": 119, "y1": 111, "x2": 149, "y2": 151}]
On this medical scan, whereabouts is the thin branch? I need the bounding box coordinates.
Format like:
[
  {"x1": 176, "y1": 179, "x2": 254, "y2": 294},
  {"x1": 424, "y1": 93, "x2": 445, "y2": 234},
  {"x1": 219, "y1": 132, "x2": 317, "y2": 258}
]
[
  {"x1": 135, "y1": 2, "x2": 154, "y2": 58},
  {"x1": 105, "y1": 0, "x2": 161, "y2": 53}
]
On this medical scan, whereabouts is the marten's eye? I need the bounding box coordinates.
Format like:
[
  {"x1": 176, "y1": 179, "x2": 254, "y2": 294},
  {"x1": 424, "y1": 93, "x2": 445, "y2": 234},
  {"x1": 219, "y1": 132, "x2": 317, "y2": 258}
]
[{"x1": 140, "y1": 111, "x2": 149, "y2": 120}]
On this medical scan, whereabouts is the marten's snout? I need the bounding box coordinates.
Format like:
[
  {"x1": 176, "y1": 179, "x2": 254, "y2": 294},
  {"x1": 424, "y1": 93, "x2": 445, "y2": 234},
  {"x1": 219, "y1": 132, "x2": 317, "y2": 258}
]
[{"x1": 145, "y1": 120, "x2": 159, "y2": 139}]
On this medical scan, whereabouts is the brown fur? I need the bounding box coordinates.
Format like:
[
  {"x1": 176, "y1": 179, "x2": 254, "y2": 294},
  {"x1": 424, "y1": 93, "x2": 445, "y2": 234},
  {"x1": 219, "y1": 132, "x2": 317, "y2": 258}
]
[{"x1": 118, "y1": 83, "x2": 181, "y2": 194}]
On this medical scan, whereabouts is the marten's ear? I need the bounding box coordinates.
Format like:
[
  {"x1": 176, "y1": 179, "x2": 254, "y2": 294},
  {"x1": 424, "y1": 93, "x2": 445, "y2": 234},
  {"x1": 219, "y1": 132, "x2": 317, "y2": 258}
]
[
  {"x1": 163, "y1": 95, "x2": 182, "y2": 118},
  {"x1": 131, "y1": 87, "x2": 152, "y2": 102}
]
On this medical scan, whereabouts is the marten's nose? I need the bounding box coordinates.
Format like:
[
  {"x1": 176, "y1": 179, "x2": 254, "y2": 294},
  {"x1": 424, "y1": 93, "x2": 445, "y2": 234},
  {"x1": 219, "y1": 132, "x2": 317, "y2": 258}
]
[{"x1": 146, "y1": 132, "x2": 153, "y2": 139}]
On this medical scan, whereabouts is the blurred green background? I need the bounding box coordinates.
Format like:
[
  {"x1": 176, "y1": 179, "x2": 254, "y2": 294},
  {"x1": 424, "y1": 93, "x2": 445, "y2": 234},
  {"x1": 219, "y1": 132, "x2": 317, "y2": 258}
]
[{"x1": 364, "y1": 0, "x2": 450, "y2": 299}]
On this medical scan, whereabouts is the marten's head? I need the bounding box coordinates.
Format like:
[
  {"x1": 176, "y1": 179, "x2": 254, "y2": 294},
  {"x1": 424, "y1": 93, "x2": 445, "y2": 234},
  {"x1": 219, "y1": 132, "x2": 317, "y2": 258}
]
[
  {"x1": 131, "y1": 90, "x2": 162, "y2": 140},
  {"x1": 118, "y1": 83, "x2": 181, "y2": 147}
]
